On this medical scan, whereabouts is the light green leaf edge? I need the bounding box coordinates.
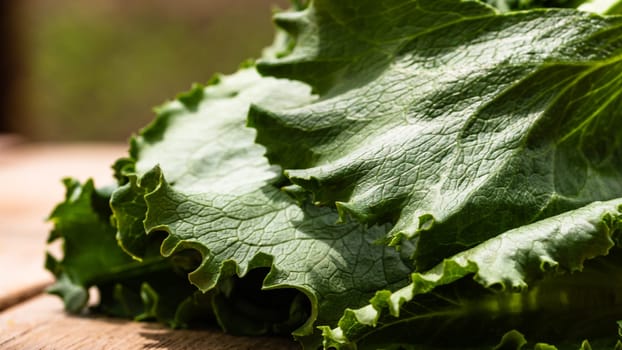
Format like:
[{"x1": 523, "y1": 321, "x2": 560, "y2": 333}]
[
  {"x1": 580, "y1": 0, "x2": 622, "y2": 14},
  {"x1": 321, "y1": 198, "x2": 622, "y2": 349}
]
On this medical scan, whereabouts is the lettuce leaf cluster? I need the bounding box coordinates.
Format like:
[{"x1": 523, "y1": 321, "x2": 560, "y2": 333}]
[{"x1": 47, "y1": 0, "x2": 622, "y2": 349}]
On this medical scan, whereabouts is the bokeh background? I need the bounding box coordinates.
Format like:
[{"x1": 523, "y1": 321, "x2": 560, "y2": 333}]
[{"x1": 1, "y1": 0, "x2": 288, "y2": 141}]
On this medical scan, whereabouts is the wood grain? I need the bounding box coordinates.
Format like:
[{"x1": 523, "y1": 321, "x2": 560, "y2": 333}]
[{"x1": 0, "y1": 295, "x2": 300, "y2": 350}]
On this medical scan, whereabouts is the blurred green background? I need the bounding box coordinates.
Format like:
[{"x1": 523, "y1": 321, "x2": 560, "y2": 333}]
[{"x1": 4, "y1": 0, "x2": 288, "y2": 141}]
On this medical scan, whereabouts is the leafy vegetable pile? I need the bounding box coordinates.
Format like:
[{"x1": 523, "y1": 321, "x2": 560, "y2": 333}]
[{"x1": 46, "y1": 0, "x2": 622, "y2": 349}]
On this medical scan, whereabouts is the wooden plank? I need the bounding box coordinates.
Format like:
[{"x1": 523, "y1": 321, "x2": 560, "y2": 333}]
[
  {"x1": 0, "y1": 143, "x2": 127, "y2": 309},
  {"x1": 0, "y1": 294, "x2": 300, "y2": 350},
  {"x1": 0, "y1": 134, "x2": 22, "y2": 149}
]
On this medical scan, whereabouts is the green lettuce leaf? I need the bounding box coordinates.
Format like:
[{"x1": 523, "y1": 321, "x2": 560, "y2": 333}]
[
  {"x1": 579, "y1": 0, "x2": 622, "y2": 14},
  {"x1": 45, "y1": 178, "x2": 204, "y2": 326},
  {"x1": 321, "y1": 199, "x2": 622, "y2": 349},
  {"x1": 251, "y1": 0, "x2": 622, "y2": 269},
  {"x1": 110, "y1": 68, "x2": 413, "y2": 347},
  {"x1": 484, "y1": 0, "x2": 589, "y2": 11},
  {"x1": 45, "y1": 1, "x2": 622, "y2": 349}
]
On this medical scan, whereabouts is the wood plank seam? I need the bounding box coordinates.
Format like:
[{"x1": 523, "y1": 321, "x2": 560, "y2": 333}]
[{"x1": 0, "y1": 281, "x2": 50, "y2": 312}]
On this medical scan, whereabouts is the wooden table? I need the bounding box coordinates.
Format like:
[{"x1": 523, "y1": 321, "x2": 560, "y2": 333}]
[{"x1": 0, "y1": 139, "x2": 300, "y2": 349}]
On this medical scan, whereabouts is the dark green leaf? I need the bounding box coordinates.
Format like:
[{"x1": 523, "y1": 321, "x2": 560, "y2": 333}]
[
  {"x1": 46, "y1": 178, "x2": 203, "y2": 326},
  {"x1": 252, "y1": 0, "x2": 622, "y2": 269}
]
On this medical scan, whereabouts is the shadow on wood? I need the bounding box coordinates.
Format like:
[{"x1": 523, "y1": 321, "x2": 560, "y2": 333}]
[{"x1": 0, "y1": 295, "x2": 301, "y2": 350}]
